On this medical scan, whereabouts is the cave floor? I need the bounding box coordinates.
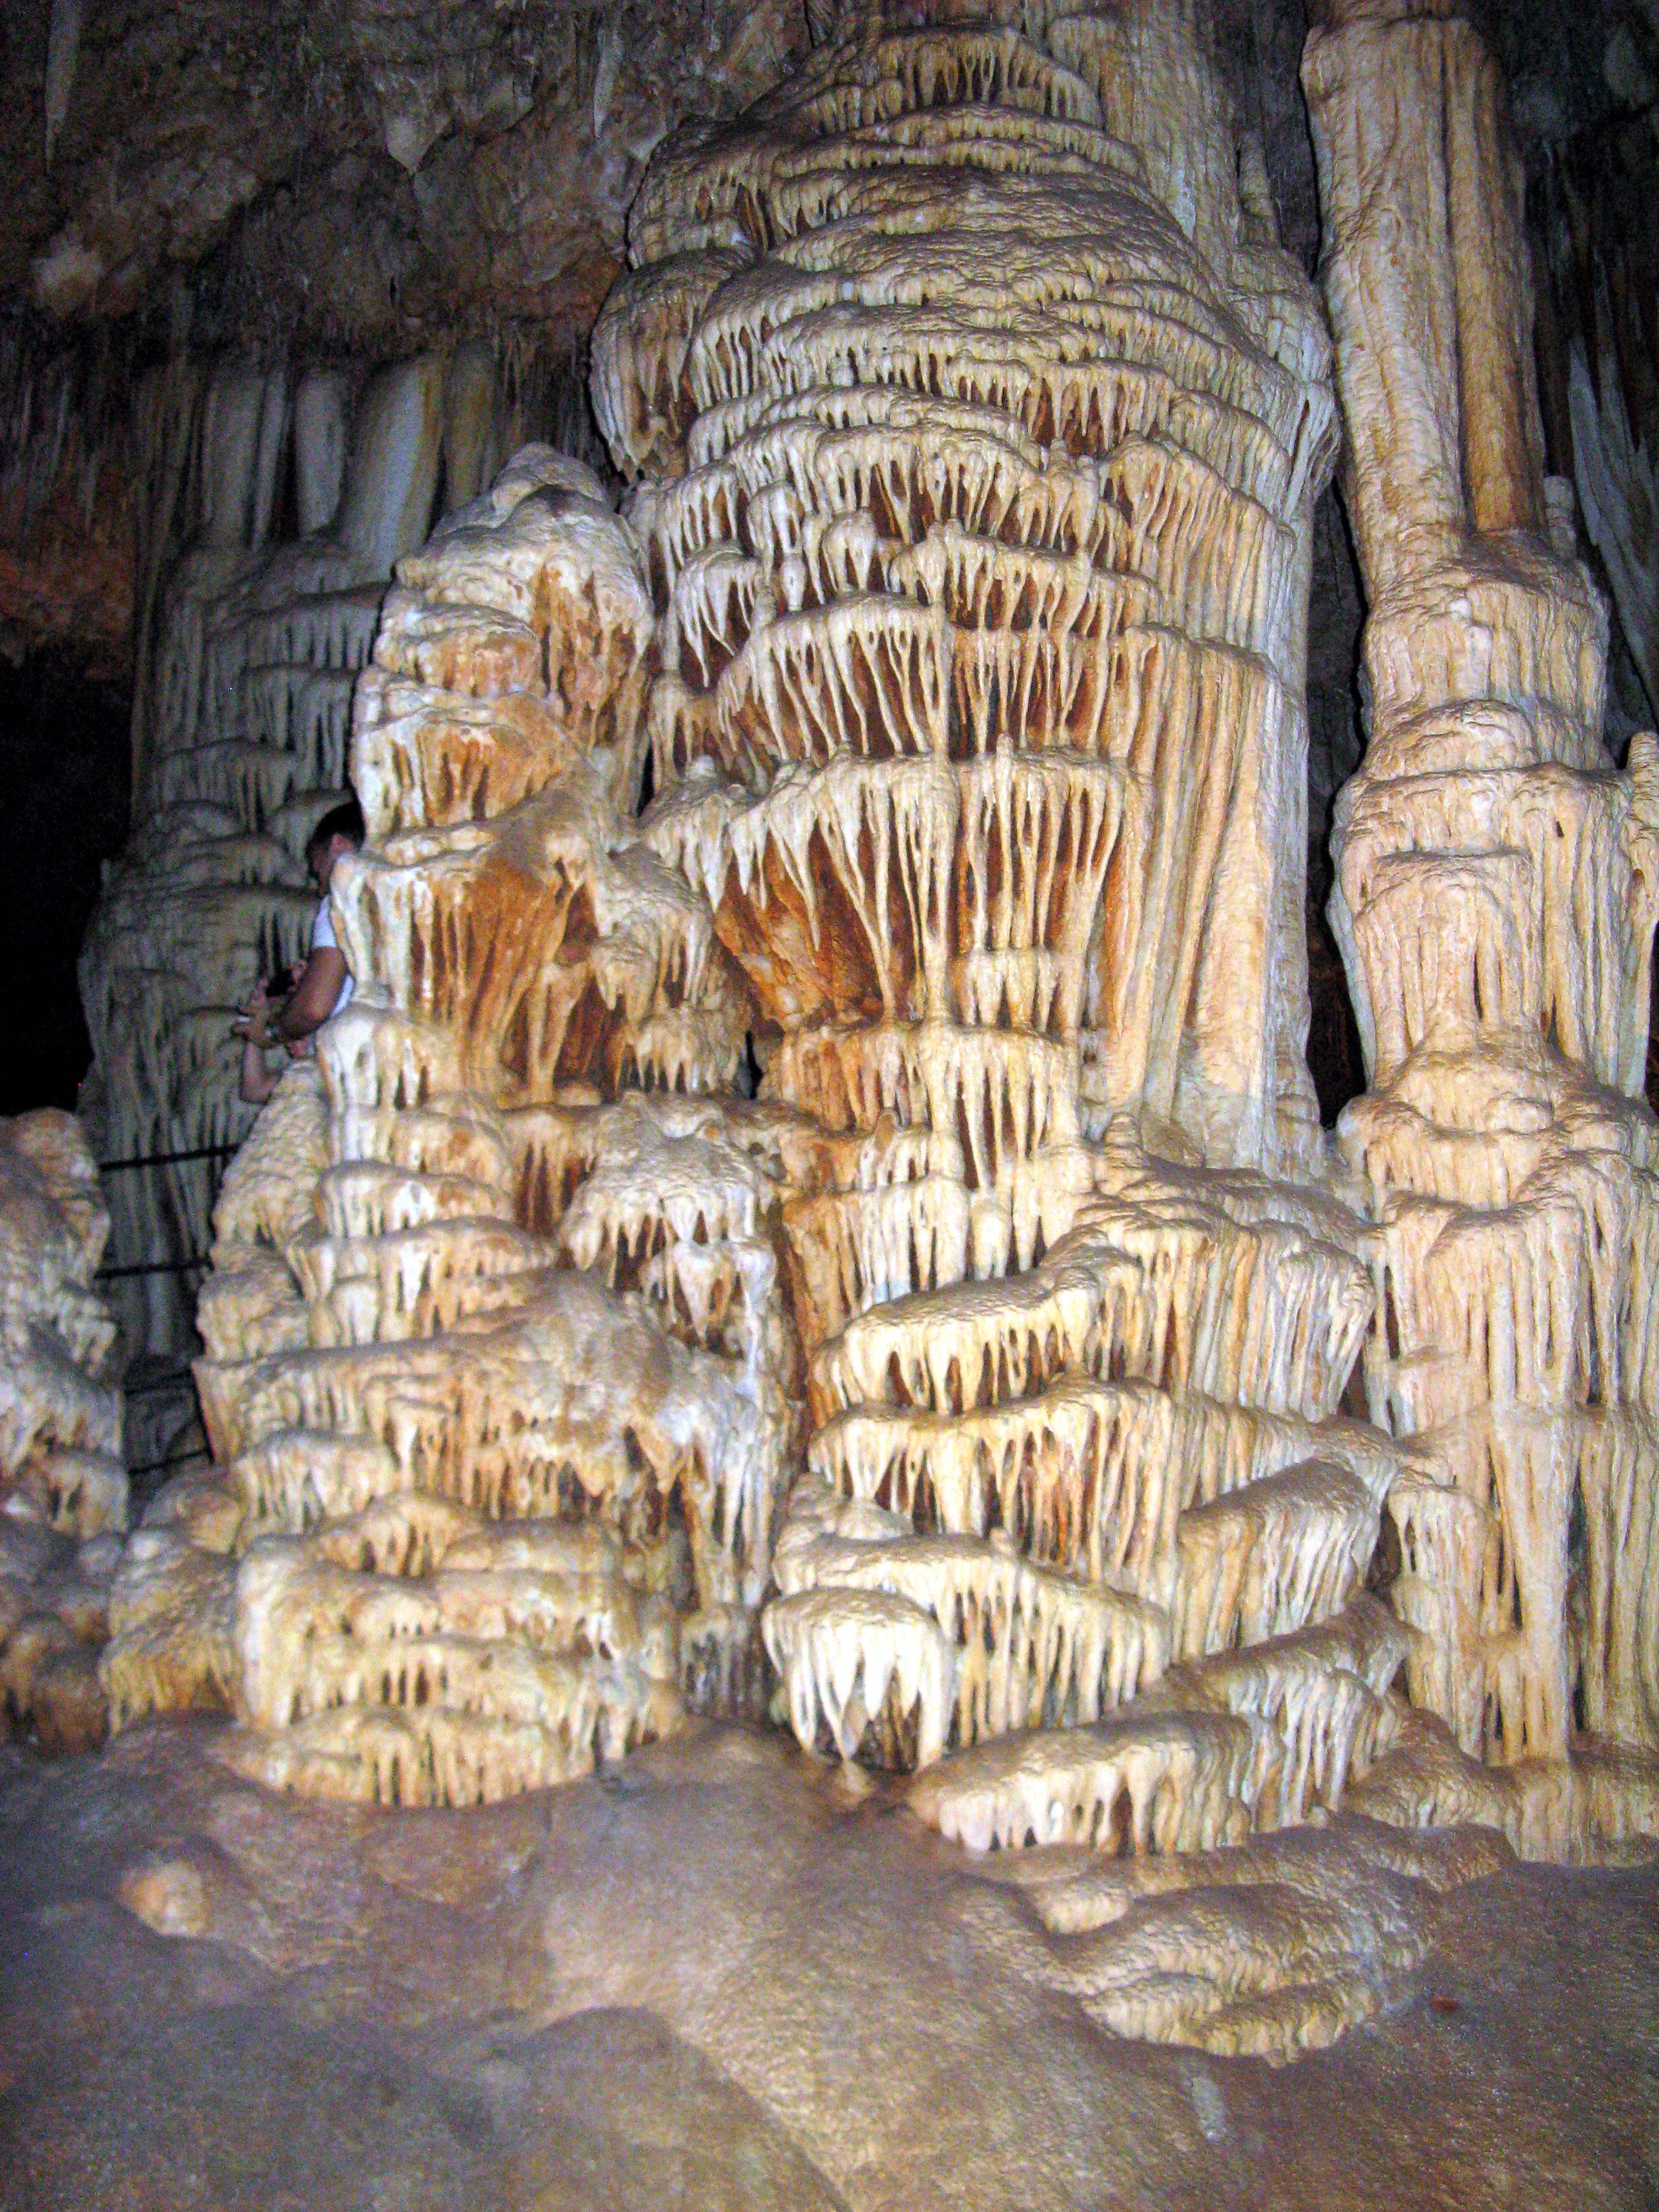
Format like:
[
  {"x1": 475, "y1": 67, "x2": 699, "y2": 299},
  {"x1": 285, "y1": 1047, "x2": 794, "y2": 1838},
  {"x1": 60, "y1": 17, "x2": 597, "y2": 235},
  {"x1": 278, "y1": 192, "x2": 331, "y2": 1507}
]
[{"x1": 1, "y1": 1719, "x2": 1656, "y2": 2210}]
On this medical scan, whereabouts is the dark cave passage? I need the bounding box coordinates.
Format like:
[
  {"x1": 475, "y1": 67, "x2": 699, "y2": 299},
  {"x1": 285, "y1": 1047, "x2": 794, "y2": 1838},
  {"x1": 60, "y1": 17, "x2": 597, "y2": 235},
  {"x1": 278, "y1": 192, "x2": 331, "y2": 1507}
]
[{"x1": 0, "y1": 651, "x2": 130, "y2": 1114}]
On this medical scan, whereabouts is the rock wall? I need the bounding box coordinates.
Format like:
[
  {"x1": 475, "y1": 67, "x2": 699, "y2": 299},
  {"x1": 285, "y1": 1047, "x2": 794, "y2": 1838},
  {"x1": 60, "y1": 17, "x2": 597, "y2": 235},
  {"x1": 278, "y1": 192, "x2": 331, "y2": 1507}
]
[{"x1": 1, "y1": 0, "x2": 805, "y2": 349}]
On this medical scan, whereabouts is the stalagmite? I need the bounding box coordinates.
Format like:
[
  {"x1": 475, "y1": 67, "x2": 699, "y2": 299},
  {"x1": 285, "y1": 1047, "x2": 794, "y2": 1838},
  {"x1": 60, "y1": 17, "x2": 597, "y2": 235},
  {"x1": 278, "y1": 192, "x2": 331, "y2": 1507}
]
[
  {"x1": 584, "y1": 0, "x2": 1436, "y2": 1879},
  {"x1": 1305, "y1": 0, "x2": 1659, "y2": 1835},
  {"x1": 112, "y1": 438, "x2": 800, "y2": 1800}
]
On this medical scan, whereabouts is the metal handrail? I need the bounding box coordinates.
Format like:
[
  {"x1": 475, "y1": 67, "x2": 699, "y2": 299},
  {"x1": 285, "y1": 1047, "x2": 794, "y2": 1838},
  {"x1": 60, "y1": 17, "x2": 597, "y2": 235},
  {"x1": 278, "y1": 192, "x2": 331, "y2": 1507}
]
[
  {"x1": 96, "y1": 1143, "x2": 240, "y2": 1174},
  {"x1": 96, "y1": 1255, "x2": 209, "y2": 1282}
]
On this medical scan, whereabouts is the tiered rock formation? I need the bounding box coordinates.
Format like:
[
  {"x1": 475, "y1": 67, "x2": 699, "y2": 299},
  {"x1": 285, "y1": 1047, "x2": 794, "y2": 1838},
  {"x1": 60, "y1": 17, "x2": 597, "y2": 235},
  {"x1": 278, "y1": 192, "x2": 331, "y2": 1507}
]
[
  {"x1": 1305, "y1": 0, "x2": 1659, "y2": 1860},
  {"x1": 79, "y1": 349, "x2": 552, "y2": 1355},
  {"x1": 104, "y1": 445, "x2": 802, "y2": 1803},
  {"x1": 77, "y1": 0, "x2": 1659, "y2": 2075},
  {"x1": 73, "y1": 0, "x2": 1659, "y2": 2073},
  {"x1": 0, "y1": 1109, "x2": 126, "y2": 1752},
  {"x1": 592, "y1": 0, "x2": 1418, "y2": 1855}
]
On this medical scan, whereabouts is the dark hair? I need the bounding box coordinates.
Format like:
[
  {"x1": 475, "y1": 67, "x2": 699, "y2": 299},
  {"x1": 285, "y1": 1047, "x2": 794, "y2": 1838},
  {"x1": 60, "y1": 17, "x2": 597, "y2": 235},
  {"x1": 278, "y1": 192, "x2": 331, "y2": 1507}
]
[{"x1": 306, "y1": 796, "x2": 365, "y2": 856}]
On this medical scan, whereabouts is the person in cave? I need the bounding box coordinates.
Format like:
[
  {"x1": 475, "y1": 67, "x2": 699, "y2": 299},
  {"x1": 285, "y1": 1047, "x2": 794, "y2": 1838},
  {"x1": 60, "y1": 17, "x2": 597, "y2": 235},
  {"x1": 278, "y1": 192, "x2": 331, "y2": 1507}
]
[{"x1": 234, "y1": 796, "x2": 364, "y2": 1104}]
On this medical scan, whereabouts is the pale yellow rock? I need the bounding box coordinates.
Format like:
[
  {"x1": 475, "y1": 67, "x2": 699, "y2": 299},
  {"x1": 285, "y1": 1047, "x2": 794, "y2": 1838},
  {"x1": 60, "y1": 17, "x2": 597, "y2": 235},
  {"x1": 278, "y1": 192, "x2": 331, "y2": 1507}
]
[
  {"x1": 66, "y1": 0, "x2": 1659, "y2": 2093},
  {"x1": 0, "y1": 1112, "x2": 125, "y2": 1751},
  {"x1": 1305, "y1": 0, "x2": 1659, "y2": 1830}
]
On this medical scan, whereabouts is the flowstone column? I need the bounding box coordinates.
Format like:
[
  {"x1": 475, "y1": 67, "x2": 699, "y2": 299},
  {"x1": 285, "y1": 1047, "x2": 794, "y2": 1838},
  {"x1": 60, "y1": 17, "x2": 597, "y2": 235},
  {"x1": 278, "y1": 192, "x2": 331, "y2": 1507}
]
[
  {"x1": 1307, "y1": 0, "x2": 1659, "y2": 1858},
  {"x1": 102, "y1": 448, "x2": 804, "y2": 1801},
  {"x1": 81, "y1": 351, "x2": 554, "y2": 1357},
  {"x1": 596, "y1": 0, "x2": 1414, "y2": 1842}
]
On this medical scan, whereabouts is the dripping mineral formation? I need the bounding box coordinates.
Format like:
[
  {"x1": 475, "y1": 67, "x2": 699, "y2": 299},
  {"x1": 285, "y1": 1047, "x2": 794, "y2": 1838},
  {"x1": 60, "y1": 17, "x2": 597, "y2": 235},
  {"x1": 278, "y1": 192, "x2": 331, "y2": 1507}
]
[
  {"x1": 1307, "y1": 0, "x2": 1659, "y2": 1861},
  {"x1": 594, "y1": 0, "x2": 1432, "y2": 1900},
  {"x1": 78, "y1": 350, "x2": 585, "y2": 1357},
  {"x1": 0, "y1": 1109, "x2": 125, "y2": 1751},
  {"x1": 47, "y1": 0, "x2": 1659, "y2": 2087},
  {"x1": 100, "y1": 440, "x2": 796, "y2": 1795}
]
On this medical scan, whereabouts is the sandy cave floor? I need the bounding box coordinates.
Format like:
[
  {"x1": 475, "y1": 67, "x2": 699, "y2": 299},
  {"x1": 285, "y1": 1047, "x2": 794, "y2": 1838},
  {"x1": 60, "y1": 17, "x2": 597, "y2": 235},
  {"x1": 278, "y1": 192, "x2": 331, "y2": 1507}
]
[{"x1": 1, "y1": 1721, "x2": 1657, "y2": 2209}]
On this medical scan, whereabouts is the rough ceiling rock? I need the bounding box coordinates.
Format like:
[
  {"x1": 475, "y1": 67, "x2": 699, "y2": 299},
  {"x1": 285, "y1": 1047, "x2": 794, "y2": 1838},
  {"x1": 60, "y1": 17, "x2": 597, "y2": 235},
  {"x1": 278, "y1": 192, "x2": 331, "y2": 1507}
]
[{"x1": 0, "y1": 0, "x2": 808, "y2": 354}]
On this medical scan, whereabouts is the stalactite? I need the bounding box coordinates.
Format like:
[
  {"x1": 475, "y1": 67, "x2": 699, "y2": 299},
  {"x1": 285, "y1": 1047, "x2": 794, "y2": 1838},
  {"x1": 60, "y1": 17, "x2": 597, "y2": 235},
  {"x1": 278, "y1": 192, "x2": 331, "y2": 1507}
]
[{"x1": 81, "y1": 344, "x2": 538, "y2": 1355}]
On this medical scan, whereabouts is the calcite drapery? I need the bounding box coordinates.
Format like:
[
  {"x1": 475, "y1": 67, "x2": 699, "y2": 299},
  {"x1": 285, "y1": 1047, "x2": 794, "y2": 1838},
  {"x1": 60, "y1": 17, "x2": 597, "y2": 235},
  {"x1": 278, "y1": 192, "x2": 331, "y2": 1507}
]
[
  {"x1": 115, "y1": 0, "x2": 1418, "y2": 1866},
  {"x1": 70, "y1": 0, "x2": 1659, "y2": 2080},
  {"x1": 86, "y1": 0, "x2": 1659, "y2": 2084},
  {"x1": 1304, "y1": 0, "x2": 1659, "y2": 1847},
  {"x1": 101, "y1": 445, "x2": 802, "y2": 1803},
  {"x1": 79, "y1": 351, "x2": 568, "y2": 1357},
  {"x1": 592, "y1": 0, "x2": 1416, "y2": 1848}
]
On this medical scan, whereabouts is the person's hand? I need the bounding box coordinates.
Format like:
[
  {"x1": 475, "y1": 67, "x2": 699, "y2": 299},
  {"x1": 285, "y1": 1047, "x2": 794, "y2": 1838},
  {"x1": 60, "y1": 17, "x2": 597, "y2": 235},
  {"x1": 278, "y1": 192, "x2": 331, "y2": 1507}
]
[{"x1": 232, "y1": 981, "x2": 270, "y2": 1043}]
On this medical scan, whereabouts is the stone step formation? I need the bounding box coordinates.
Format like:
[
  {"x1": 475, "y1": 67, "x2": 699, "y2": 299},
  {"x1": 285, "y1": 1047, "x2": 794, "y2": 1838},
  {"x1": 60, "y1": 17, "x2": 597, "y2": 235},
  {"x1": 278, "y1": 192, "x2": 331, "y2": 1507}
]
[{"x1": 89, "y1": 0, "x2": 1659, "y2": 2067}]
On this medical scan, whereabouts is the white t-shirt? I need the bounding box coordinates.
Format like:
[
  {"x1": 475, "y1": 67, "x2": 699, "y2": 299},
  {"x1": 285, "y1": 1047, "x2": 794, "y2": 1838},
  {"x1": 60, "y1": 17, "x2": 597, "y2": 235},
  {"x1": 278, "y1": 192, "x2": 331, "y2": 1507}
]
[{"x1": 311, "y1": 898, "x2": 354, "y2": 1013}]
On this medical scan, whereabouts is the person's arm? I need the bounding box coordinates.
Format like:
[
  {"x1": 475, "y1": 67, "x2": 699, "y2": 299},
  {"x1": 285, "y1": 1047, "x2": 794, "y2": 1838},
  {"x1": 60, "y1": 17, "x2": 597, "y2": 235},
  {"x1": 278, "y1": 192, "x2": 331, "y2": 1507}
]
[
  {"x1": 272, "y1": 945, "x2": 348, "y2": 1042},
  {"x1": 239, "y1": 1037, "x2": 279, "y2": 1105},
  {"x1": 234, "y1": 983, "x2": 279, "y2": 1104}
]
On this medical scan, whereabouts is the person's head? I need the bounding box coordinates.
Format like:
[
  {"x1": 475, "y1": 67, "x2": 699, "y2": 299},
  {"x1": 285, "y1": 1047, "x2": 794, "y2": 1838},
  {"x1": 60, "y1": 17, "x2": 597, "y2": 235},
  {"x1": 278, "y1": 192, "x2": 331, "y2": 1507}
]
[{"x1": 306, "y1": 797, "x2": 365, "y2": 894}]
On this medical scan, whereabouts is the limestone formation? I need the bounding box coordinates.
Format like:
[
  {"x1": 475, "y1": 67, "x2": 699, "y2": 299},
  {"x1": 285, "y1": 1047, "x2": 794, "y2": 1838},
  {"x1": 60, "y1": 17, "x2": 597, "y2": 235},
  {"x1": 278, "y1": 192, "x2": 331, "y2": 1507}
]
[
  {"x1": 592, "y1": 0, "x2": 1431, "y2": 1864},
  {"x1": 970, "y1": 1803, "x2": 1512, "y2": 2060},
  {"x1": 1305, "y1": 0, "x2": 1659, "y2": 1847},
  {"x1": 78, "y1": 0, "x2": 1659, "y2": 2079},
  {"x1": 0, "y1": 1108, "x2": 125, "y2": 1752},
  {"x1": 101, "y1": 442, "x2": 801, "y2": 1803},
  {"x1": 79, "y1": 350, "x2": 571, "y2": 1355}
]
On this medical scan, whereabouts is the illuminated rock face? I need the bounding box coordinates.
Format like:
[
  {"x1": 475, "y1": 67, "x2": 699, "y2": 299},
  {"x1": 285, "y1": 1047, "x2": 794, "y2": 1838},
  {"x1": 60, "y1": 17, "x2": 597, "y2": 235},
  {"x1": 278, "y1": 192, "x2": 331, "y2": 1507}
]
[
  {"x1": 0, "y1": 1110, "x2": 125, "y2": 1754},
  {"x1": 77, "y1": 351, "x2": 556, "y2": 1357},
  {"x1": 100, "y1": 0, "x2": 1659, "y2": 2062},
  {"x1": 1303, "y1": 0, "x2": 1659, "y2": 1857},
  {"x1": 119, "y1": 444, "x2": 800, "y2": 1806},
  {"x1": 591, "y1": 0, "x2": 1430, "y2": 1847},
  {"x1": 601, "y1": 1, "x2": 1338, "y2": 1181}
]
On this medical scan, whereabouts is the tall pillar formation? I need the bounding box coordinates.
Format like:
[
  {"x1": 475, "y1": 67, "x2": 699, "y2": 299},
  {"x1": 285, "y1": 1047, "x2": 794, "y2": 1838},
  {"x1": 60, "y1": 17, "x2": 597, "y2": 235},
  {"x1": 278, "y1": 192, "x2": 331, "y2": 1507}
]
[
  {"x1": 1308, "y1": 0, "x2": 1659, "y2": 1849},
  {"x1": 594, "y1": 0, "x2": 1415, "y2": 1828}
]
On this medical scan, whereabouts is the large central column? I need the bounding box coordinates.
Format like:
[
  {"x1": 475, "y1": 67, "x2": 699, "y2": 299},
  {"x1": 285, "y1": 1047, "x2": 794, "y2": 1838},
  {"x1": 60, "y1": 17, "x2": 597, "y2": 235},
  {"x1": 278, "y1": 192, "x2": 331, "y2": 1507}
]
[
  {"x1": 596, "y1": 0, "x2": 1404, "y2": 1837},
  {"x1": 602, "y1": 0, "x2": 1336, "y2": 1179}
]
